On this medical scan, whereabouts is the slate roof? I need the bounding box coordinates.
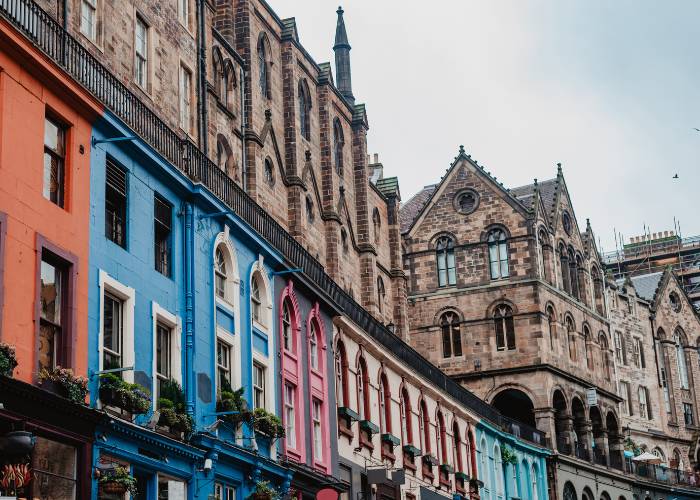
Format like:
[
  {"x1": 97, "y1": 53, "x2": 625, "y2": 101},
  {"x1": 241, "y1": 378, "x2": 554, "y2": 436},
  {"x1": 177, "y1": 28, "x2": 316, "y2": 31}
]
[
  {"x1": 399, "y1": 184, "x2": 437, "y2": 234},
  {"x1": 511, "y1": 178, "x2": 558, "y2": 213},
  {"x1": 616, "y1": 272, "x2": 664, "y2": 302}
]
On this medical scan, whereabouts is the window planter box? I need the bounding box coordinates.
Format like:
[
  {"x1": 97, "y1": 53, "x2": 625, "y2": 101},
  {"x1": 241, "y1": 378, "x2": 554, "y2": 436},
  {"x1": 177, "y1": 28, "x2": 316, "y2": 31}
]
[
  {"x1": 381, "y1": 433, "x2": 401, "y2": 447},
  {"x1": 359, "y1": 420, "x2": 380, "y2": 435},
  {"x1": 422, "y1": 454, "x2": 439, "y2": 467},
  {"x1": 440, "y1": 464, "x2": 454, "y2": 474},
  {"x1": 338, "y1": 406, "x2": 360, "y2": 422},
  {"x1": 403, "y1": 444, "x2": 422, "y2": 457}
]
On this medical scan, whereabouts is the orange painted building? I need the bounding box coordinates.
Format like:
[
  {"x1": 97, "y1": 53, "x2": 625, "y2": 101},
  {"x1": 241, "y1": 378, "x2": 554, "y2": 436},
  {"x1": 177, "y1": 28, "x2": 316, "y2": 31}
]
[{"x1": 0, "y1": 16, "x2": 102, "y2": 383}]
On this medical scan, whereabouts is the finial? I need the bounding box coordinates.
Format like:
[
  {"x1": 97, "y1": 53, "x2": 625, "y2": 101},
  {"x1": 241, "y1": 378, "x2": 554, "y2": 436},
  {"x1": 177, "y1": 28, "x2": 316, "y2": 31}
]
[
  {"x1": 557, "y1": 162, "x2": 562, "y2": 172},
  {"x1": 534, "y1": 178, "x2": 538, "y2": 186},
  {"x1": 459, "y1": 145, "x2": 465, "y2": 155},
  {"x1": 337, "y1": 5, "x2": 344, "y2": 15}
]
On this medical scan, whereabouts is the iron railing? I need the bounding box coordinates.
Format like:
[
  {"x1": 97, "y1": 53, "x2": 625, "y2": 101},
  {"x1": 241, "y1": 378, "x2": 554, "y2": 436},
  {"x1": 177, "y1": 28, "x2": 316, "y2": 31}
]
[
  {"x1": 575, "y1": 442, "x2": 590, "y2": 462},
  {"x1": 631, "y1": 462, "x2": 700, "y2": 488},
  {"x1": 0, "y1": 0, "x2": 547, "y2": 445}
]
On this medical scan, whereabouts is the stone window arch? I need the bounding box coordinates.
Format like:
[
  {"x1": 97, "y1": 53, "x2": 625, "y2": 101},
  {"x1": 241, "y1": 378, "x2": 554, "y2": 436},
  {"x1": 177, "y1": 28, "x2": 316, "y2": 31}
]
[
  {"x1": 599, "y1": 332, "x2": 611, "y2": 379},
  {"x1": 488, "y1": 228, "x2": 509, "y2": 279},
  {"x1": 568, "y1": 247, "x2": 579, "y2": 300},
  {"x1": 494, "y1": 304, "x2": 515, "y2": 351},
  {"x1": 333, "y1": 118, "x2": 344, "y2": 176},
  {"x1": 257, "y1": 33, "x2": 271, "y2": 98},
  {"x1": 440, "y1": 311, "x2": 462, "y2": 358},
  {"x1": 298, "y1": 79, "x2": 312, "y2": 141},
  {"x1": 436, "y1": 235, "x2": 456, "y2": 287}
]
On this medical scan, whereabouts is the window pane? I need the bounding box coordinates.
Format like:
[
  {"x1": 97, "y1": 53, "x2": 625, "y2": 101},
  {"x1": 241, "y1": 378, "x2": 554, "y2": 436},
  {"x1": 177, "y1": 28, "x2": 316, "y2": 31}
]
[
  {"x1": 103, "y1": 293, "x2": 123, "y2": 370},
  {"x1": 31, "y1": 437, "x2": 77, "y2": 499},
  {"x1": 40, "y1": 260, "x2": 62, "y2": 325}
]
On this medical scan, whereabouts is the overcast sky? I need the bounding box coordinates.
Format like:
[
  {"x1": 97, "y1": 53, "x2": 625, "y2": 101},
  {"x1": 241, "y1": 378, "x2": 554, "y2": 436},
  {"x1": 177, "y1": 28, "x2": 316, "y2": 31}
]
[{"x1": 268, "y1": 0, "x2": 699, "y2": 253}]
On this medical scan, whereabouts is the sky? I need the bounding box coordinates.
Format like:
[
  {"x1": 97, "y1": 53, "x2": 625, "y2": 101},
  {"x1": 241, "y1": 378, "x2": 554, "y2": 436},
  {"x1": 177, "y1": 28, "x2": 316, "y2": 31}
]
[{"x1": 267, "y1": 0, "x2": 700, "y2": 253}]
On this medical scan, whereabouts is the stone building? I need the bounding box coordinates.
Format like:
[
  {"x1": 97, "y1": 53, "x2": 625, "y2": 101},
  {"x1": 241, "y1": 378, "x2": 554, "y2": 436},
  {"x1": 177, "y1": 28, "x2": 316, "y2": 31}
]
[{"x1": 32, "y1": 0, "x2": 406, "y2": 334}]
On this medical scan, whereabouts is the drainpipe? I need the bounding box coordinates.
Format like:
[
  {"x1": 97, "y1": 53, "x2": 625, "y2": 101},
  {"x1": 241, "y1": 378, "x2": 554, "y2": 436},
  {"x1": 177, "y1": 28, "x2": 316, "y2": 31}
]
[
  {"x1": 184, "y1": 202, "x2": 195, "y2": 416},
  {"x1": 196, "y1": 0, "x2": 208, "y2": 153},
  {"x1": 650, "y1": 312, "x2": 662, "y2": 386},
  {"x1": 240, "y1": 67, "x2": 247, "y2": 192},
  {"x1": 62, "y1": 0, "x2": 67, "y2": 29}
]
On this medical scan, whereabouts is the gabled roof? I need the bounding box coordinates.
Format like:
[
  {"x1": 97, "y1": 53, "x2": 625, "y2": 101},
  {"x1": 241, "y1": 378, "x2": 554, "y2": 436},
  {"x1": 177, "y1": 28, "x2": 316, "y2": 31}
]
[
  {"x1": 511, "y1": 178, "x2": 558, "y2": 216},
  {"x1": 616, "y1": 272, "x2": 664, "y2": 302},
  {"x1": 399, "y1": 184, "x2": 437, "y2": 234}
]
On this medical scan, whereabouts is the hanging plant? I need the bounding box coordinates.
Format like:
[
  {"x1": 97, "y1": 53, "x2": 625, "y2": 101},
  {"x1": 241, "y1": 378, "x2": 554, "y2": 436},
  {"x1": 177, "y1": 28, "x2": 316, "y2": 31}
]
[
  {"x1": 216, "y1": 388, "x2": 253, "y2": 427},
  {"x1": 99, "y1": 466, "x2": 138, "y2": 496},
  {"x1": 252, "y1": 408, "x2": 285, "y2": 439},
  {"x1": 0, "y1": 343, "x2": 18, "y2": 377},
  {"x1": 99, "y1": 374, "x2": 151, "y2": 414},
  {"x1": 500, "y1": 445, "x2": 518, "y2": 466},
  {"x1": 39, "y1": 367, "x2": 89, "y2": 404},
  {"x1": 248, "y1": 480, "x2": 280, "y2": 500}
]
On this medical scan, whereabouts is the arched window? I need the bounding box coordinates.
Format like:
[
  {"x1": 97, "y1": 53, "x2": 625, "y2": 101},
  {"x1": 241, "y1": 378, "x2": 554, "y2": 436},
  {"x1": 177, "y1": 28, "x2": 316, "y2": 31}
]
[
  {"x1": 257, "y1": 35, "x2": 269, "y2": 98},
  {"x1": 333, "y1": 118, "x2": 344, "y2": 176},
  {"x1": 453, "y1": 422, "x2": 463, "y2": 473},
  {"x1": 675, "y1": 330, "x2": 689, "y2": 389},
  {"x1": 494, "y1": 305, "x2": 515, "y2": 351},
  {"x1": 437, "y1": 411, "x2": 448, "y2": 464},
  {"x1": 335, "y1": 339, "x2": 349, "y2": 408},
  {"x1": 377, "y1": 276, "x2": 386, "y2": 313},
  {"x1": 306, "y1": 195, "x2": 315, "y2": 223},
  {"x1": 340, "y1": 227, "x2": 349, "y2": 254},
  {"x1": 488, "y1": 229, "x2": 509, "y2": 279},
  {"x1": 479, "y1": 437, "x2": 488, "y2": 486},
  {"x1": 357, "y1": 357, "x2": 370, "y2": 420},
  {"x1": 214, "y1": 246, "x2": 228, "y2": 300},
  {"x1": 563, "y1": 482, "x2": 577, "y2": 500},
  {"x1": 440, "y1": 311, "x2": 462, "y2": 358},
  {"x1": 538, "y1": 228, "x2": 550, "y2": 282},
  {"x1": 372, "y1": 208, "x2": 381, "y2": 243},
  {"x1": 592, "y1": 265, "x2": 605, "y2": 315},
  {"x1": 400, "y1": 387, "x2": 413, "y2": 444},
  {"x1": 419, "y1": 399, "x2": 431, "y2": 453},
  {"x1": 309, "y1": 320, "x2": 320, "y2": 371},
  {"x1": 436, "y1": 236, "x2": 456, "y2": 287},
  {"x1": 494, "y1": 444, "x2": 505, "y2": 498},
  {"x1": 282, "y1": 299, "x2": 294, "y2": 353},
  {"x1": 600, "y1": 332, "x2": 611, "y2": 379},
  {"x1": 216, "y1": 135, "x2": 229, "y2": 172},
  {"x1": 263, "y1": 157, "x2": 274, "y2": 186},
  {"x1": 566, "y1": 316, "x2": 576, "y2": 361},
  {"x1": 251, "y1": 272, "x2": 264, "y2": 326},
  {"x1": 568, "y1": 248, "x2": 579, "y2": 300},
  {"x1": 220, "y1": 63, "x2": 229, "y2": 108},
  {"x1": 584, "y1": 325, "x2": 593, "y2": 370},
  {"x1": 298, "y1": 80, "x2": 311, "y2": 140},
  {"x1": 531, "y1": 463, "x2": 539, "y2": 500},
  {"x1": 547, "y1": 306, "x2": 557, "y2": 349},
  {"x1": 559, "y1": 243, "x2": 570, "y2": 294},
  {"x1": 378, "y1": 373, "x2": 391, "y2": 434}
]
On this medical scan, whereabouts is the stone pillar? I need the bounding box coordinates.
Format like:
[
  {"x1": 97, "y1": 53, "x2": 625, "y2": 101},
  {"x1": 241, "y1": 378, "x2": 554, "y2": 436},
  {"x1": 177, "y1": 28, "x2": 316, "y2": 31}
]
[
  {"x1": 594, "y1": 429, "x2": 609, "y2": 467},
  {"x1": 534, "y1": 407, "x2": 556, "y2": 445}
]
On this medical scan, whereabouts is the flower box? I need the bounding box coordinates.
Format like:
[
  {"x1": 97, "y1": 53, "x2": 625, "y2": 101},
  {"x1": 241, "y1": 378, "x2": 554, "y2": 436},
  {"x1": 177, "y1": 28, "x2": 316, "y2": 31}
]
[
  {"x1": 359, "y1": 420, "x2": 379, "y2": 435},
  {"x1": 403, "y1": 444, "x2": 421, "y2": 457},
  {"x1": 381, "y1": 433, "x2": 401, "y2": 447}
]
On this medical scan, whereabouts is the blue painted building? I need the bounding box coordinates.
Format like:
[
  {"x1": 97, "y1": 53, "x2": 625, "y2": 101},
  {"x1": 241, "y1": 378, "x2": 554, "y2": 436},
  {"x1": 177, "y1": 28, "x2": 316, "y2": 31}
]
[
  {"x1": 475, "y1": 420, "x2": 550, "y2": 500},
  {"x1": 87, "y1": 110, "x2": 295, "y2": 499}
]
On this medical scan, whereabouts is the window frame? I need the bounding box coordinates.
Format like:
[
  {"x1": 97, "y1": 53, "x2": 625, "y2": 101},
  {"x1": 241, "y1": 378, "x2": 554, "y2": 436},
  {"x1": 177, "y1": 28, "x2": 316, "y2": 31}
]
[
  {"x1": 440, "y1": 311, "x2": 462, "y2": 358},
  {"x1": 151, "y1": 302, "x2": 181, "y2": 404},
  {"x1": 154, "y1": 194, "x2": 172, "y2": 276},
  {"x1": 134, "y1": 15, "x2": 149, "y2": 90},
  {"x1": 105, "y1": 157, "x2": 128, "y2": 248},
  {"x1": 285, "y1": 382, "x2": 297, "y2": 449},
  {"x1": 43, "y1": 114, "x2": 67, "y2": 208},
  {"x1": 487, "y1": 229, "x2": 509, "y2": 280},
  {"x1": 253, "y1": 361, "x2": 265, "y2": 409},
  {"x1": 98, "y1": 270, "x2": 135, "y2": 384},
  {"x1": 179, "y1": 63, "x2": 193, "y2": 134},
  {"x1": 494, "y1": 304, "x2": 515, "y2": 351},
  {"x1": 80, "y1": 0, "x2": 99, "y2": 42},
  {"x1": 436, "y1": 236, "x2": 456, "y2": 287}
]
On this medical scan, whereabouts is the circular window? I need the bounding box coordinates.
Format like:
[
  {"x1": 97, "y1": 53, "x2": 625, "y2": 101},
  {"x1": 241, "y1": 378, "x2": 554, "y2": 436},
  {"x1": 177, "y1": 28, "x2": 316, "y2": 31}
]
[
  {"x1": 454, "y1": 189, "x2": 479, "y2": 215},
  {"x1": 669, "y1": 292, "x2": 681, "y2": 312},
  {"x1": 562, "y1": 211, "x2": 572, "y2": 235},
  {"x1": 264, "y1": 158, "x2": 275, "y2": 186}
]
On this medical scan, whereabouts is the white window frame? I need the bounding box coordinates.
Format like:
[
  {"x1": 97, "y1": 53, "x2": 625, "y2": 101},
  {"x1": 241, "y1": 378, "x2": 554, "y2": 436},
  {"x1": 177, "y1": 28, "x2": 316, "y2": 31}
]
[
  {"x1": 312, "y1": 398, "x2": 323, "y2": 461},
  {"x1": 285, "y1": 382, "x2": 297, "y2": 448},
  {"x1": 249, "y1": 257, "x2": 274, "y2": 415},
  {"x1": 157, "y1": 474, "x2": 187, "y2": 499},
  {"x1": 98, "y1": 270, "x2": 135, "y2": 384},
  {"x1": 252, "y1": 361, "x2": 265, "y2": 409},
  {"x1": 215, "y1": 483, "x2": 236, "y2": 500},
  {"x1": 134, "y1": 15, "x2": 149, "y2": 90},
  {"x1": 151, "y1": 302, "x2": 182, "y2": 404},
  {"x1": 179, "y1": 63, "x2": 193, "y2": 134},
  {"x1": 80, "y1": 0, "x2": 98, "y2": 42}
]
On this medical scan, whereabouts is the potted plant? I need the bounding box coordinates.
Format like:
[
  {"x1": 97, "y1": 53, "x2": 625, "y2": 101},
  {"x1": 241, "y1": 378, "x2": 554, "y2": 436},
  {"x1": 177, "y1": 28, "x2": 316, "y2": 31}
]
[
  {"x1": 38, "y1": 367, "x2": 89, "y2": 404},
  {"x1": 0, "y1": 343, "x2": 17, "y2": 377},
  {"x1": 500, "y1": 445, "x2": 518, "y2": 466},
  {"x1": 99, "y1": 466, "x2": 137, "y2": 496},
  {"x1": 156, "y1": 379, "x2": 193, "y2": 436},
  {"x1": 252, "y1": 408, "x2": 285, "y2": 439},
  {"x1": 99, "y1": 374, "x2": 151, "y2": 415},
  {"x1": 248, "y1": 480, "x2": 279, "y2": 500},
  {"x1": 217, "y1": 388, "x2": 253, "y2": 427}
]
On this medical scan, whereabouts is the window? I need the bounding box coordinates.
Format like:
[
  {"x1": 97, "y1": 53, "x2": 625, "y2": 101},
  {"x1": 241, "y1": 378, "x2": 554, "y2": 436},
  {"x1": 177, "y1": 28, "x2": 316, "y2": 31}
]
[
  {"x1": 376, "y1": 276, "x2": 385, "y2": 313},
  {"x1": 660, "y1": 366, "x2": 671, "y2": 413},
  {"x1": 154, "y1": 195, "x2": 172, "y2": 276},
  {"x1": 562, "y1": 211, "x2": 572, "y2": 235},
  {"x1": 179, "y1": 64, "x2": 193, "y2": 133},
  {"x1": 453, "y1": 422, "x2": 463, "y2": 473},
  {"x1": 488, "y1": 229, "x2": 509, "y2": 279},
  {"x1": 313, "y1": 399, "x2": 323, "y2": 460},
  {"x1": 684, "y1": 403, "x2": 694, "y2": 426},
  {"x1": 178, "y1": 0, "x2": 190, "y2": 28},
  {"x1": 155, "y1": 322, "x2": 171, "y2": 399},
  {"x1": 282, "y1": 300, "x2": 293, "y2": 352},
  {"x1": 419, "y1": 400, "x2": 430, "y2": 453},
  {"x1": 638, "y1": 386, "x2": 651, "y2": 420},
  {"x1": 494, "y1": 305, "x2": 515, "y2": 351},
  {"x1": 103, "y1": 293, "x2": 123, "y2": 371},
  {"x1": 306, "y1": 195, "x2": 315, "y2": 223},
  {"x1": 216, "y1": 339, "x2": 231, "y2": 393},
  {"x1": 620, "y1": 381, "x2": 632, "y2": 416},
  {"x1": 251, "y1": 275, "x2": 262, "y2": 325},
  {"x1": 43, "y1": 116, "x2": 66, "y2": 207},
  {"x1": 214, "y1": 247, "x2": 227, "y2": 300},
  {"x1": 547, "y1": 306, "x2": 557, "y2": 349},
  {"x1": 440, "y1": 311, "x2": 462, "y2": 358},
  {"x1": 379, "y1": 374, "x2": 391, "y2": 433},
  {"x1": 400, "y1": 388, "x2": 413, "y2": 444},
  {"x1": 559, "y1": 244, "x2": 570, "y2": 294},
  {"x1": 299, "y1": 81, "x2": 311, "y2": 141},
  {"x1": 566, "y1": 317, "x2": 576, "y2": 361},
  {"x1": 494, "y1": 445, "x2": 504, "y2": 498},
  {"x1": 309, "y1": 321, "x2": 320, "y2": 370},
  {"x1": 357, "y1": 358, "x2": 370, "y2": 420},
  {"x1": 285, "y1": 383, "x2": 296, "y2": 448},
  {"x1": 675, "y1": 331, "x2": 689, "y2": 389},
  {"x1": 568, "y1": 249, "x2": 579, "y2": 300},
  {"x1": 158, "y1": 475, "x2": 186, "y2": 498},
  {"x1": 333, "y1": 118, "x2": 344, "y2": 175},
  {"x1": 437, "y1": 412, "x2": 447, "y2": 463},
  {"x1": 584, "y1": 326, "x2": 593, "y2": 370},
  {"x1": 217, "y1": 135, "x2": 232, "y2": 173},
  {"x1": 214, "y1": 484, "x2": 236, "y2": 500},
  {"x1": 39, "y1": 256, "x2": 67, "y2": 371},
  {"x1": 30, "y1": 437, "x2": 78, "y2": 499},
  {"x1": 80, "y1": 0, "x2": 97, "y2": 41},
  {"x1": 135, "y1": 16, "x2": 149, "y2": 89},
  {"x1": 258, "y1": 36, "x2": 269, "y2": 98},
  {"x1": 264, "y1": 158, "x2": 274, "y2": 186},
  {"x1": 105, "y1": 159, "x2": 127, "y2": 247},
  {"x1": 670, "y1": 292, "x2": 682, "y2": 312},
  {"x1": 633, "y1": 338, "x2": 645, "y2": 368},
  {"x1": 436, "y1": 236, "x2": 456, "y2": 287},
  {"x1": 614, "y1": 331, "x2": 626, "y2": 365},
  {"x1": 335, "y1": 340, "x2": 349, "y2": 407},
  {"x1": 599, "y1": 332, "x2": 610, "y2": 378},
  {"x1": 253, "y1": 362, "x2": 265, "y2": 409},
  {"x1": 340, "y1": 227, "x2": 348, "y2": 253},
  {"x1": 457, "y1": 191, "x2": 477, "y2": 214}
]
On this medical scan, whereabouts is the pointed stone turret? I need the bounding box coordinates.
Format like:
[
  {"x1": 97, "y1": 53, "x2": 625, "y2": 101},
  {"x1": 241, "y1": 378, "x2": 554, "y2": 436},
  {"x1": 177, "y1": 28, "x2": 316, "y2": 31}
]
[{"x1": 334, "y1": 6, "x2": 355, "y2": 105}]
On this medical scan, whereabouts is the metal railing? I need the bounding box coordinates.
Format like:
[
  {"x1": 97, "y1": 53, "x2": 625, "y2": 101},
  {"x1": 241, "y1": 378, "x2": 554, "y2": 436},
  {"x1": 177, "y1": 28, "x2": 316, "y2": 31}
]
[
  {"x1": 631, "y1": 462, "x2": 700, "y2": 489},
  {"x1": 593, "y1": 448, "x2": 607, "y2": 467},
  {"x1": 0, "y1": 0, "x2": 547, "y2": 446},
  {"x1": 575, "y1": 443, "x2": 590, "y2": 462}
]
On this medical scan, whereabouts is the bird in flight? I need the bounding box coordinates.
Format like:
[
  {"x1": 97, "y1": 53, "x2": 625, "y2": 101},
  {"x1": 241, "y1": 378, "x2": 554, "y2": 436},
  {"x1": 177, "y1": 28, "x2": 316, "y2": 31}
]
[
  {"x1": 673, "y1": 174, "x2": 679, "y2": 179},
  {"x1": 694, "y1": 127, "x2": 700, "y2": 132}
]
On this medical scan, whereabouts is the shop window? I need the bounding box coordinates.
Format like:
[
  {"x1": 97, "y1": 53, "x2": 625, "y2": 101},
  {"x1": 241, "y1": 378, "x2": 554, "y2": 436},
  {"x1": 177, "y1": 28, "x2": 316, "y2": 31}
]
[
  {"x1": 29, "y1": 437, "x2": 78, "y2": 499},
  {"x1": 43, "y1": 115, "x2": 66, "y2": 208},
  {"x1": 105, "y1": 159, "x2": 127, "y2": 248}
]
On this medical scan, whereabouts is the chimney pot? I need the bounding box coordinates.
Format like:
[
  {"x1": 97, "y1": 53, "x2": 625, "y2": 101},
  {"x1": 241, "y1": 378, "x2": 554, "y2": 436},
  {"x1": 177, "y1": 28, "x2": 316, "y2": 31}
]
[{"x1": 374, "y1": 153, "x2": 379, "y2": 164}]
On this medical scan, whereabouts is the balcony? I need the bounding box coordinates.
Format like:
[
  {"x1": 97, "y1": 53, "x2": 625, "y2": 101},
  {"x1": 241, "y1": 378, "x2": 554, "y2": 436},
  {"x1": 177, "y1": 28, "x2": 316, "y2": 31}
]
[
  {"x1": 630, "y1": 462, "x2": 700, "y2": 489},
  {"x1": 574, "y1": 442, "x2": 590, "y2": 462}
]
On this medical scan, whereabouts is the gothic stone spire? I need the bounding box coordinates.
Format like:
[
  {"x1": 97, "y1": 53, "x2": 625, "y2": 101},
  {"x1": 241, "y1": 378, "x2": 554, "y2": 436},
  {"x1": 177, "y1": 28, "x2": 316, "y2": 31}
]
[{"x1": 334, "y1": 6, "x2": 355, "y2": 105}]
